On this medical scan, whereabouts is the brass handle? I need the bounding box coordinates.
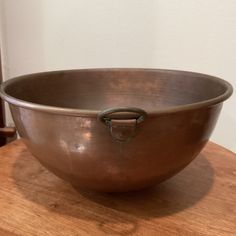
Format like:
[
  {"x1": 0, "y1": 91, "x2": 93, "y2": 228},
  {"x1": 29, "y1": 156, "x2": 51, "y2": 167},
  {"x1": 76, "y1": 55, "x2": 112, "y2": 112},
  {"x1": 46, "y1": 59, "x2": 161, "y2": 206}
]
[
  {"x1": 98, "y1": 107, "x2": 147, "y2": 124},
  {"x1": 0, "y1": 127, "x2": 16, "y2": 138},
  {"x1": 98, "y1": 107, "x2": 147, "y2": 142}
]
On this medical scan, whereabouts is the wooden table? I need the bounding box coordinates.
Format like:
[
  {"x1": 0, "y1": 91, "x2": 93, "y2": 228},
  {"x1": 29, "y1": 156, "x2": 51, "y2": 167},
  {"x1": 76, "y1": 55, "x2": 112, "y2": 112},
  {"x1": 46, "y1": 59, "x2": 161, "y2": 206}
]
[{"x1": 0, "y1": 140, "x2": 235, "y2": 236}]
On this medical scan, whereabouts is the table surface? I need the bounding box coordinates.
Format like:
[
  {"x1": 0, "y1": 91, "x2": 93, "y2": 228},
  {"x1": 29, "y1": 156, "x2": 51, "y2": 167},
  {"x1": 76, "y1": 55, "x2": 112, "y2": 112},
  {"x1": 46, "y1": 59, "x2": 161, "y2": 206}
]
[{"x1": 0, "y1": 140, "x2": 235, "y2": 236}]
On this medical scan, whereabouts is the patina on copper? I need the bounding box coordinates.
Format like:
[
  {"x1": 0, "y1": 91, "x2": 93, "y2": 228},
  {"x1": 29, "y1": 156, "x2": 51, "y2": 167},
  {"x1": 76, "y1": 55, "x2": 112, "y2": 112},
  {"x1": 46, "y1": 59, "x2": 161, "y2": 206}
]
[{"x1": 0, "y1": 69, "x2": 233, "y2": 192}]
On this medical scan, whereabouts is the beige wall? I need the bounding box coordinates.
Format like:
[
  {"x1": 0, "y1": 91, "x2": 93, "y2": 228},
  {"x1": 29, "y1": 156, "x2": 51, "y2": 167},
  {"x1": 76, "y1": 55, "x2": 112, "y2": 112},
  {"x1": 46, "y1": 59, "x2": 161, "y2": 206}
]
[{"x1": 0, "y1": 0, "x2": 236, "y2": 151}]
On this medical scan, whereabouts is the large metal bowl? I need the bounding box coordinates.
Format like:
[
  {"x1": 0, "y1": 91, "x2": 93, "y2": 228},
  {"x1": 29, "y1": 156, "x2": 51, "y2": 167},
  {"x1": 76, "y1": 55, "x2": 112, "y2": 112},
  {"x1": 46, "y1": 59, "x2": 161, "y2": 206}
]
[{"x1": 0, "y1": 69, "x2": 233, "y2": 192}]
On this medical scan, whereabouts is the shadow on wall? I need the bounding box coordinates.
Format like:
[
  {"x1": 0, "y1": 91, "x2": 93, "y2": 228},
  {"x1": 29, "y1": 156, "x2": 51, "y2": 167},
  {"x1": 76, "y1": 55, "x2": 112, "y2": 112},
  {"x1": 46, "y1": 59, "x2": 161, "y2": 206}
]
[
  {"x1": 40, "y1": 0, "x2": 159, "y2": 69},
  {"x1": 1, "y1": 0, "x2": 45, "y2": 78},
  {"x1": 1, "y1": 1, "x2": 160, "y2": 73}
]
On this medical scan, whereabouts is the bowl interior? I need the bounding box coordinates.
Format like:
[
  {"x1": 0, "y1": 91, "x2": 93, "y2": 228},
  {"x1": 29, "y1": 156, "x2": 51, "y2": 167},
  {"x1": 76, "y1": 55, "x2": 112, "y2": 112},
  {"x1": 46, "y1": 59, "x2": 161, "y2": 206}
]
[{"x1": 3, "y1": 69, "x2": 229, "y2": 112}]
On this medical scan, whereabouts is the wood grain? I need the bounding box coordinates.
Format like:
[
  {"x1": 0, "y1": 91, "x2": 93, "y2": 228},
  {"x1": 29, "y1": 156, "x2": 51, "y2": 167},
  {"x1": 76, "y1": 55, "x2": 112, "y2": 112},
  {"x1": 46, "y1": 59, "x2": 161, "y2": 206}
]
[{"x1": 0, "y1": 140, "x2": 235, "y2": 236}]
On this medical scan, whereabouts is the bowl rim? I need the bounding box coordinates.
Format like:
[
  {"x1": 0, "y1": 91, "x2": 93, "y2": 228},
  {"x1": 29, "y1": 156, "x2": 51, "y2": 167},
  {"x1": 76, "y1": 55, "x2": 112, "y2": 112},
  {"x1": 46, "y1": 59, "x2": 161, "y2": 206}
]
[{"x1": 0, "y1": 68, "x2": 233, "y2": 117}]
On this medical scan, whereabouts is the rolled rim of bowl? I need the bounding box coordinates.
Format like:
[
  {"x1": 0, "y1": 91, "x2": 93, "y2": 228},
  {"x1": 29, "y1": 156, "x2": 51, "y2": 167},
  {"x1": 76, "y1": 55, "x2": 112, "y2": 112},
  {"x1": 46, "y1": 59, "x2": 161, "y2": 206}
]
[{"x1": 0, "y1": 68, "x2": 233, "y2": 117}]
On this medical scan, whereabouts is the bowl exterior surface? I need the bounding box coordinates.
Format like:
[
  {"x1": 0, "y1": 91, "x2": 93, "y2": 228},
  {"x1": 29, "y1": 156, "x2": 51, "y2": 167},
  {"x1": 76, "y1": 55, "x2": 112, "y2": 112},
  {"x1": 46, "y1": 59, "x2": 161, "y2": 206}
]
[{"x1": 9, "y1": 103, "x2": 222, "y2": 192}]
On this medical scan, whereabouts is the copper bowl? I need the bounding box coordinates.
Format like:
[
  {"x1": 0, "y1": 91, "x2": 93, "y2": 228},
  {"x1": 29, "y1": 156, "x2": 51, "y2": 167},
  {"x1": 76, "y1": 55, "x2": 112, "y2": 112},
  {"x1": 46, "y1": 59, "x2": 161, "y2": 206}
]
[{"x1": 0, "y1": 69, "x2": 233, "y2": 192}]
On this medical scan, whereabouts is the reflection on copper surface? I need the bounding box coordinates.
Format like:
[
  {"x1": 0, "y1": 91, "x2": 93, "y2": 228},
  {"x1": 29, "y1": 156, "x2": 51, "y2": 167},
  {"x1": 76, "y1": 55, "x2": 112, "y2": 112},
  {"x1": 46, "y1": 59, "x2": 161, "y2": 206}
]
[
  {"x1": 80, "y1": 119, "x2": 92, "y2": 128},
  {"x1": 83, "y1": 132, "x2": 92, "y2": 141},
  {"x1": 75, "y1": 144, "x2": 85, "y2": 153},
  {"x1": 59, "y1": 139, "x2": 70, "y2": 154}
]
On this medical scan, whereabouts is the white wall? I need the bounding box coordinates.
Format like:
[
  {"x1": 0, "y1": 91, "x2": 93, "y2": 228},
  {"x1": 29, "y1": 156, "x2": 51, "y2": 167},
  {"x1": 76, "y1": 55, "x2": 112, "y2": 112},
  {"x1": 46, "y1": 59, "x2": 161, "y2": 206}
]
[{"x1": 0, "y1": 0, "x2": 236, "y2": 151}]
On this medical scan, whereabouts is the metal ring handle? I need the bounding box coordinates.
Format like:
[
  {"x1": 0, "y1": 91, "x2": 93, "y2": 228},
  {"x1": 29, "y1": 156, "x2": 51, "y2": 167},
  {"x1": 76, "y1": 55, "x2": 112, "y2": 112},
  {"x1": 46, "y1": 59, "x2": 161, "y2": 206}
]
[{"x1": 98, "y1": 107, "x2": 147, "y2": 124}]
